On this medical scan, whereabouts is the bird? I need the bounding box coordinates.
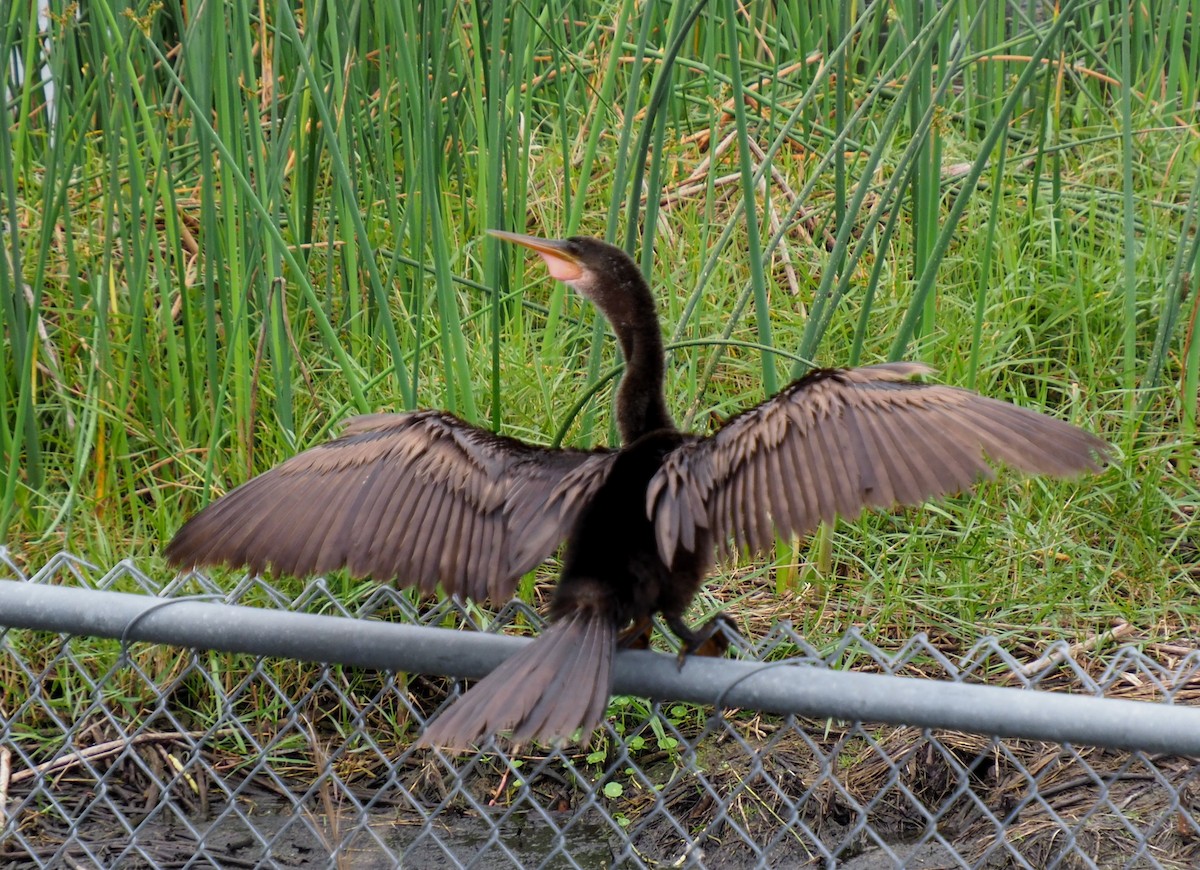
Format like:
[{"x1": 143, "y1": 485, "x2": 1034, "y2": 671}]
[{"x1": 166, "y1": 230, "x2": 1109, "y2": 749}]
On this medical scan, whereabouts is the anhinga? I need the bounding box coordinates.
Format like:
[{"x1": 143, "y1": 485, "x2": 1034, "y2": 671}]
[{"x1": 166, "y1": 230, "x2": 1108, "y2": 748}]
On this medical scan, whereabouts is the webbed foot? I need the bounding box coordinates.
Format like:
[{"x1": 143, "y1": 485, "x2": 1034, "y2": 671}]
[
  {"x1": 617, "y1": 616, "x2": 654, "y2": 650},
  {"x1": 666, "y1": 612, "x2": 741, "y2": 670}
]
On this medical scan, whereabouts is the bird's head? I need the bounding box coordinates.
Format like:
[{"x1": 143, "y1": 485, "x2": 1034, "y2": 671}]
[{"x1": 488, "y1": 230, "x2": 647, "y2": 324}]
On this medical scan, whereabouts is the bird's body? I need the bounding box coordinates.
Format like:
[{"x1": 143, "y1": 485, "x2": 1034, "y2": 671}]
[
  {"x1": 425, "y1": 427, "x2": 715, "y2": 744},
  {"x1": 167, "y1": 231, "x2": 1108, "y2": 749},
  {"x1": 557, "y1": 429, "x2": 709, "y2": 633}
]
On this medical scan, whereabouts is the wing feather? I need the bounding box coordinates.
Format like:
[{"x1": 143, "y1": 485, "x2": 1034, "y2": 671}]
[
  {"x1": 731, "y1": 448, "x2": 753, "y2": 554},
  {"x1": 747, "y1": 440, "x2": 772, "y2": 552},
  {"x1": 437, "y1": 491, "x2": 467, "y2": 593},
  {"x1": 861, "y1": 403, "x2": 906, "y2": 508},
  {"x1": 413, "y1": 477, "x2": 453, "y2": 591},
  {"x1": 777, "y1": 430, "x2": 809, "y2": 530},
  {"x1": 373, "y1": 461, "x2": 429, "y2": 582},
  {"x1": 166, "y1": 410, "x2": 617, "y2": 603},
  {"x1": 763, "y1": 435, "x2": 790, "y2": 532},
  {"x1": 648, "y1": 363, "x2": 1108, "y2": 566},
  {"x1": 813, "y1": 405, "x2": 855, "y2": 518},
  {"x1": 885, "y1": 406, "x2": 965, "y2": 497}
]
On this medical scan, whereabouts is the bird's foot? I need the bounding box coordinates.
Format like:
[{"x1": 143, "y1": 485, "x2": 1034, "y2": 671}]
[
  {"x1": 616, "y1": 616, "x2": 654, "y2": 650},
  {"x1": 667, "y1": 612, "x2": 741, "y2": 670}
]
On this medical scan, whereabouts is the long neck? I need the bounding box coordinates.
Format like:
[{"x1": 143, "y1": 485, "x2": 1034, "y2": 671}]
[{"x1": 608, "y1": 288, "x2": 675, "y2": 444}]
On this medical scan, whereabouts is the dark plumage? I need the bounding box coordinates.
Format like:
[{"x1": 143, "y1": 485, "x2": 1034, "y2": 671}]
[{"x1": 166, "y1": 231, "x2": 1109, "y2": 749}]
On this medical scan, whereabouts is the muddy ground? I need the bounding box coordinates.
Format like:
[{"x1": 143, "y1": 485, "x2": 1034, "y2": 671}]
[{"x1": 4, "y1": 727, "x2": 1197, "y2": 869}]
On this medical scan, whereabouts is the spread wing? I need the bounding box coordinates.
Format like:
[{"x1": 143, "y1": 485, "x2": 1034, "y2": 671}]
[
  {"x1": 647, "y1": 362, "x2": 1109, "y2": 565},
  {"x1": 166, "y1": 411, "x2": 617, "y2": 603}
]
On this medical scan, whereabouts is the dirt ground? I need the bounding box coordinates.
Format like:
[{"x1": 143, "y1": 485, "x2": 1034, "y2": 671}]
[
  {"x1": 0, "y1": 779, "x2": 981, "y2": 869},
  {"x1": 4, "y1": 725, "x2": 1197, "y2": 869}
]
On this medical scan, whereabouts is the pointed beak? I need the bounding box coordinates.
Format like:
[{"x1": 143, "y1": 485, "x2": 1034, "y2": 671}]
[{"x1": 488, "y1": 229, "x2": 585, "y2": 283}]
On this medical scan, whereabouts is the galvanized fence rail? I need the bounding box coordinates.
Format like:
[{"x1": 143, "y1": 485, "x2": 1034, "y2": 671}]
[{"x1": 1, "y1": 550, "x2": 1197, "y2": 868}]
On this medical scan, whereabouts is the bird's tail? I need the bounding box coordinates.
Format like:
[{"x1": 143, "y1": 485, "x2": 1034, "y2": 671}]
[{"x1": 417, "y1": 612, "x2": 616, "y2": 750}]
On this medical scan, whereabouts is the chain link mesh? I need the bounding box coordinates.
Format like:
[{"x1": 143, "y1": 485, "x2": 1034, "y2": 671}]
[{"x1": 1, "y1": 551, "x2": 1197, "y2": 868}]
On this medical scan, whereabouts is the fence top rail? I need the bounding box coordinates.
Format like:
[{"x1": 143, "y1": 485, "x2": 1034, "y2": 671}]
[{"x1": 0, "y1": 576, "x2": 1197, "y2": 756}]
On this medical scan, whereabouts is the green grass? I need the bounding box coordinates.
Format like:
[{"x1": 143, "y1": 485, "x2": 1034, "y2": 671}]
[{"x1": 2, "y1": 0, "x2": 1199, "y2": 744}]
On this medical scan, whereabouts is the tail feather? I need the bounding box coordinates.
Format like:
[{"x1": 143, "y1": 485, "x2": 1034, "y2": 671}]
[
  {"x1": 417, "y1": 614, "x2": 616, "y2": 750},
  {"x1": 522, "y1": 614, "x2": 608, "y2": 740}
]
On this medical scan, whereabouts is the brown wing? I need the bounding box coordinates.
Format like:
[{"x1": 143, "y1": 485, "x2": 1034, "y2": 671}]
[
  {"x1": 647, "y1": 362, "x2": 1109, "y2": 566},
  {"x1": 166, "y1": 411, "x2": 617, "y2": 603}
]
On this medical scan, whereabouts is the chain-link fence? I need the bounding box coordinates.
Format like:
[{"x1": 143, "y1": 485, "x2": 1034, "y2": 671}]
[{"x1": 1, "y1": 550, "x2": 1197, "y2": 868}]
